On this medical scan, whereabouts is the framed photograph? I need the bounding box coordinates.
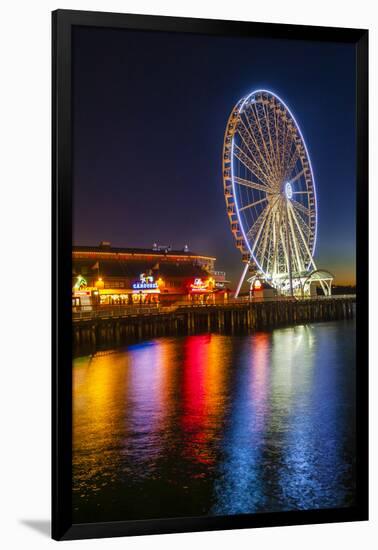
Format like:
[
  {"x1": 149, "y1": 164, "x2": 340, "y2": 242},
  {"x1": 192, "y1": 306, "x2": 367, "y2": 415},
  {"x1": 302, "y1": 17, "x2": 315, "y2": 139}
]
[{"x1": 52, "y1": 9, "x2": 368, "y2": 541}]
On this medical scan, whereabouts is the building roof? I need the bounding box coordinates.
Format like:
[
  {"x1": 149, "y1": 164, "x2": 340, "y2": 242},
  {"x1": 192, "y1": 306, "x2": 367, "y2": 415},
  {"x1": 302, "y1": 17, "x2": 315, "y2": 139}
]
[
  {"x1": 73, "y1": 244, "x2": 215, "y2": 261},
  {"x1": 72, "y1": 258, "x2": 210, "y2": 279}
]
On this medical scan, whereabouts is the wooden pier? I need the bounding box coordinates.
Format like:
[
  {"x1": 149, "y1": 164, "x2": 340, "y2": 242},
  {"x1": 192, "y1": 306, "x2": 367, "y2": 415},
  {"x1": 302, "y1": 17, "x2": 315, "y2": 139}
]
[{"x1": 72, "y1": 296, "x2": 356, "y2": 356}]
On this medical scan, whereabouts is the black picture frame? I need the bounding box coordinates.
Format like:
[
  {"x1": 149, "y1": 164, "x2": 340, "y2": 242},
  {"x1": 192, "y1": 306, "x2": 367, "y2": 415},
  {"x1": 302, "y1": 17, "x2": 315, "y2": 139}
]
[{"x1": 52, "y1": 9, "x2": 369, "y2": 541}]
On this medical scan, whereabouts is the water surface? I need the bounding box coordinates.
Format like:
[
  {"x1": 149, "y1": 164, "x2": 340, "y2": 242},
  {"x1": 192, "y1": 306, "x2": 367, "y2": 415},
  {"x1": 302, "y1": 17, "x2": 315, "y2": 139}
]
[{"x1": 73, "y1": 320, "x2": 356, "y2": 523}]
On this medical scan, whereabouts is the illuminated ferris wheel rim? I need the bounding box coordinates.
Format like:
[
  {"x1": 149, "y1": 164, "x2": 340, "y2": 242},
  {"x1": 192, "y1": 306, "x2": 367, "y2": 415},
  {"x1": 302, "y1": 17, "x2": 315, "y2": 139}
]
[
  {"x1": 223, "y1": 88, "x2": 318, "y2": 282},
  {"x1": 233, "y1": 89, "x2": 317, "y2": 268}
]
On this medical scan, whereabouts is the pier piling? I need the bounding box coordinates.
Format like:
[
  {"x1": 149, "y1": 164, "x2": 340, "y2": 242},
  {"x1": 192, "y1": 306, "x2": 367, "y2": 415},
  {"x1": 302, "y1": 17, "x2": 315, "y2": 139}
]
[{"x1": 73, "y1": 297, "x2": 356, "y2": 355}]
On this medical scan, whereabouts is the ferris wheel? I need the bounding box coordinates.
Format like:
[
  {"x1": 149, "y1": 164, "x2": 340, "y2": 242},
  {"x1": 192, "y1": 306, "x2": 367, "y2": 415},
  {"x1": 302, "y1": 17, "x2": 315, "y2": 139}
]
[{"x1": 223, "y1": 89, "x2": 332, "y2": 297}]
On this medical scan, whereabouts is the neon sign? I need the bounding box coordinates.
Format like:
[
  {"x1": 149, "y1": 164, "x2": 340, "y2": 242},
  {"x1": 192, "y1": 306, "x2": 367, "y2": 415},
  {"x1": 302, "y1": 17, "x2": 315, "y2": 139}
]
[
  {"x1": 132, "y1": 273, "x2": 158, "y2": 290},
  {"x1": 190, "y1": 278, "x2": 211, "y2": 292},
  {"x1": 74, "y1": 275, "x2": 87, "y2": 290}
]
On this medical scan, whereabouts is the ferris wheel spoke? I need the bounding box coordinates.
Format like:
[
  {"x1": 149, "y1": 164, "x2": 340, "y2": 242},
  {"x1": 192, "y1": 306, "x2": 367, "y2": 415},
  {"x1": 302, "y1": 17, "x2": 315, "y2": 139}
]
[
  {"x1": 281, "y1": 122, "x2": 295, "y2": 180},
  {"x1": 296, "y1": 210, "x2": 311, "y2": 233},
  {"x1": 249, "y1": 104, "x2": 280, "y2": 183},
  {"x1": 249, "y1": 203, "x2": 272, "y2": 257},
  {"x1": 273, "y1": 110, "x2": 287, "y2": 183},
  {"x1": 279, "y1": 223, "x2": 291, "y2": 281},
  {"x1": 261, "y1": 102, "x2": 281, "y2": 181},
  {"x1": 264, "y1": 224, "x2": 272, "y2": 274},
  {"x1": 246, "y1": 203, "x2": 269, "y2": 239},
  {"x1": 257, "y1": 104, "x2": 282, "y2": 182},
  {"x1": 269, "y1": 197, "x2": 284, "y2": 276},
  {"x1": 291, "y1": 198, "x2": 310, "y2": 217},
  {"x1": 292, "y1": 218, "x2": 311, "y2": 268},
  {"x1": 238, "y1": 115, "x2": 278, "y2": 184},
  {"x1": 271, "y1": 210, "x2": 278, "y2": 276},
  {"x1": 283, "y1": 146, "x2": 301, "y2": 182},
  {"x1": 287, "y1": 207, "x2": 305, "y2": 273},
  {"x1": 234, "y1": 144, "x2": 273, "y2": 188},
  {"x1": 293, "y1": 209, "x2": 313, "y2": 242},
  {"x1": 287, "y1": 168, "x2": 305, "y2": 185},
  {"x1": 256, "y1": 207, "x2": 274, "y2": 271},
  {"x1": 246, "y1": 200, "x2": 276, "y2": 252},
  {"x1": 235, "y1": 145, "x2": 273, "y2": 188},
  {"x1": 271, "y1": 103, "x2": 279, "y2": 169},
  {"x1": 288, "y1": 202, "x2": 317, "y2": 270},
  {"x1": 233, "y1": 176, "x2": 270, "y2": 194},
  {"x1": 239, "y1": 197, "x2": 268, "y2": 212},
  {"x1": 272, "y1": 103, "x2": 284, "y2": 180}
]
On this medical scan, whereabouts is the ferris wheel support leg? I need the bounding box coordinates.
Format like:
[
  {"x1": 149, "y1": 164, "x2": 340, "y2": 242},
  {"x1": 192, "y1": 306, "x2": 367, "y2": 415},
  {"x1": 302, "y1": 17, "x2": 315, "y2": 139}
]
[{"x1": 235, "y1": 262, "x2": 250, "y2": 299}]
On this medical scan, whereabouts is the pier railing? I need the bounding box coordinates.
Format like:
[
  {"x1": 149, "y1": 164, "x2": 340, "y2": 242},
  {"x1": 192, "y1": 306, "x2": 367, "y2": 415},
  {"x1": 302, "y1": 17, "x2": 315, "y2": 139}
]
[
  {"x1": 72, "y1": 303, "x2": 160, "y2": 321},
  {"x1": 72, "y1": 295, "x2": 355, "y2": 321}
]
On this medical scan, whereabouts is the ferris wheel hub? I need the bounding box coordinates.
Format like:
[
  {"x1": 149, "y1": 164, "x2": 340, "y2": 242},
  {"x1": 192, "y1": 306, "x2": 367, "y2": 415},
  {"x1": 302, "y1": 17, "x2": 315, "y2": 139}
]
[{"x1": 284, "y1": 182, "x2": 293, "y2": 199}]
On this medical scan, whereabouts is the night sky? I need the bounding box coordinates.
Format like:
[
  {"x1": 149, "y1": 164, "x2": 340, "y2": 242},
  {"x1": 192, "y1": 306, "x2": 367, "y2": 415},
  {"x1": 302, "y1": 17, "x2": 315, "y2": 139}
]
[{"x1": 73, "y1": 26, "x2": 356, "y2": 287}]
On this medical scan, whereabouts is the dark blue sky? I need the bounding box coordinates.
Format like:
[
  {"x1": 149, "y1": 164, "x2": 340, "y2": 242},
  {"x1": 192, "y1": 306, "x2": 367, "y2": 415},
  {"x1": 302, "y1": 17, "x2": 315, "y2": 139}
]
[{"x1": 73, "y1": 26, "x2": 356, "y2": 286}]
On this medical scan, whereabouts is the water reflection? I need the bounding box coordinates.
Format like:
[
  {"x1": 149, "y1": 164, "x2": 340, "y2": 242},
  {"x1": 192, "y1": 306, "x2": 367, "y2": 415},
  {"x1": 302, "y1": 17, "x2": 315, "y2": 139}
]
[
  {"x1": 181, "y1": 335, "x2": 230, "y2": 469},
  {"x1": 73, "y1": 321, "x2": 356, "y2": 523},
  {"x1": 212, "y1": 333, "x2": 269, "y2": 514}
]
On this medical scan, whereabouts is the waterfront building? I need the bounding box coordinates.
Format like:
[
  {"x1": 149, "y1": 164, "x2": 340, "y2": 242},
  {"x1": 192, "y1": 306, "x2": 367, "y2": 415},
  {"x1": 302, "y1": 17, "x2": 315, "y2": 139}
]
[{"x1": 72, "y1": 241, "x2": 229, "y2": 308}]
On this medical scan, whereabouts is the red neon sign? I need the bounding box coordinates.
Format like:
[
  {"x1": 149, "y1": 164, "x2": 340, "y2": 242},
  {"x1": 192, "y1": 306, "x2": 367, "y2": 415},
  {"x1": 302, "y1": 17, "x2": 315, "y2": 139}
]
[{"x1": 190, "y1": 278, "x2": 209, "y2": 292}]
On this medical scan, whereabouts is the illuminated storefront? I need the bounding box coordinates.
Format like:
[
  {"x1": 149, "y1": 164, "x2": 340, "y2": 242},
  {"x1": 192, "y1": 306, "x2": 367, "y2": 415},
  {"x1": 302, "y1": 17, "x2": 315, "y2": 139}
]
[
  {"x1": 72, "y1": 242, "x2": 229, "y2": 308},
  {"x1": 189, "y1": 277, "x2": 216, "y2": 303},
  {"x1": 72, "y1": 288, "x2": 99, "y2": 309},
  {"x1": 249, "y1": 278, "x2": 277, "y2": 300},
  {"x1": 132, "y1": 273, "x2": 161, "y2": 304}
]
